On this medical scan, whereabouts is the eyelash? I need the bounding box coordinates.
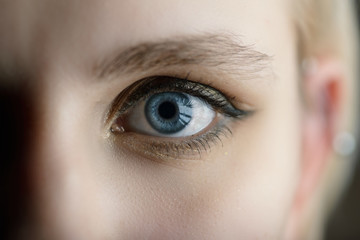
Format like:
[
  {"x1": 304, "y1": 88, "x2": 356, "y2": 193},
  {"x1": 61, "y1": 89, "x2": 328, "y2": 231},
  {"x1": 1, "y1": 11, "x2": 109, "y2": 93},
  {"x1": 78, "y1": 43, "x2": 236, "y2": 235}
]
[{"x1": 107, "y1": 76, "x2": 251, "y2": 161}]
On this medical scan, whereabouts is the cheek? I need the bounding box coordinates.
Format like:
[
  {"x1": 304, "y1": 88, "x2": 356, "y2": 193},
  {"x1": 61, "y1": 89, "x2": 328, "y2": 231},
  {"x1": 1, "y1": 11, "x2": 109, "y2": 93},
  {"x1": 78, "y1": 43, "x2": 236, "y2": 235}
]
[
  {"x1": 95, "y1": 136, "x2": 300, "y2": 240},
  {"x1": 90, "y1": 65, "x2": 302, "y2": 239},
  {"x1": 94, "y1": 99, "x2": 301, "y2": 240},
  {"x1": 29, "y1": 89, "x2": 302, "y2": 240}
]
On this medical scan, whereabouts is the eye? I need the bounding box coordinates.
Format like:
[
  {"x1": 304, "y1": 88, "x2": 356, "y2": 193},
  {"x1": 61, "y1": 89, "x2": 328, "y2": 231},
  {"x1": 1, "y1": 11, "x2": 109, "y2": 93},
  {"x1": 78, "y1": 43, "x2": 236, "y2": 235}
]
[
  {"x1": 107, "y1": 76, "x2": 252, "y2": 160},
  {"x1": 126, "y1": 92, "x2": 215, "y2": 137}
]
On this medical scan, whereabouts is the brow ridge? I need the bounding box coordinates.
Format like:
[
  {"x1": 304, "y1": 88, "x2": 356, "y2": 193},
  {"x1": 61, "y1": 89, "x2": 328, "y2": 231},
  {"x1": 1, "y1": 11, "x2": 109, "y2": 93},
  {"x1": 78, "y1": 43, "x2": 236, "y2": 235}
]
[{"x1": 96, "y1": 33, "x2": 272, "y2": 79}]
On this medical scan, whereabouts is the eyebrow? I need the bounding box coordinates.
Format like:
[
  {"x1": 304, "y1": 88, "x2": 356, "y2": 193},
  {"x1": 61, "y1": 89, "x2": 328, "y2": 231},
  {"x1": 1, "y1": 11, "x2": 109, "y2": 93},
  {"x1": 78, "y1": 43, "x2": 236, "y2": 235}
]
[{"x1": 96, "y1": 33, "x2": 272, "y2": 79}]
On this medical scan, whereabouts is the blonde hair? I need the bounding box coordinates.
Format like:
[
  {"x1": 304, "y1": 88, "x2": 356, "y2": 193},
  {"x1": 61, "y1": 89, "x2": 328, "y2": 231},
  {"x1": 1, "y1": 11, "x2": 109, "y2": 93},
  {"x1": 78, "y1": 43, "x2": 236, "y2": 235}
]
[{"x1": 293, "y1": 0, "x2": 359, "y2": 238}]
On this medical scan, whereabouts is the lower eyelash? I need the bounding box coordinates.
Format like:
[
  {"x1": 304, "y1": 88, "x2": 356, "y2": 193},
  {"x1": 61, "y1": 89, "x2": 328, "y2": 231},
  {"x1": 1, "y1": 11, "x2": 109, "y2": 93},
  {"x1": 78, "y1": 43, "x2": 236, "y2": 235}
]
[
  {"x1": 111, "y1": 124, "x2": 233, "y2": 163},
  {"x1": 164, "y1": 125, "x2": 232, "y2": 157}
]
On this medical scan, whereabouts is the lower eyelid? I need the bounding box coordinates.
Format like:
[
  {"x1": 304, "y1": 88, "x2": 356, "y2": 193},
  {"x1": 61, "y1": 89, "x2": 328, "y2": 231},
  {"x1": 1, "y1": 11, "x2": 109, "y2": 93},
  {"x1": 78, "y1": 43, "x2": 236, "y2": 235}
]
[{"x1": 109, "y1": 119, "x2": 233, "y2": 162}]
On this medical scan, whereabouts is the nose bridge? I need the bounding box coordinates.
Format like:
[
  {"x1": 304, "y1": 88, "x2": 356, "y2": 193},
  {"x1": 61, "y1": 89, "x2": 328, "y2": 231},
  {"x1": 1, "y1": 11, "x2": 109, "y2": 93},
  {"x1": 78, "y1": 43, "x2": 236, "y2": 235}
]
[
  {"x1": 29, "y1": 82, "x2": 96, "y2": 239},
  {"x1": 1, "y1": 80, "x2": 95, "y2": 240}
]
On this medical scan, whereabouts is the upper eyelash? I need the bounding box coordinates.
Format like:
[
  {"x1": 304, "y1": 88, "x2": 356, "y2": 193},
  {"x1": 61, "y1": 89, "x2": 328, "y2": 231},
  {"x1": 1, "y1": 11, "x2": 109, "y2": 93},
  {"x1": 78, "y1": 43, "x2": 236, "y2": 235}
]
[{"x1": 109, "y1": 75, "x2": 250, "y2": 120}]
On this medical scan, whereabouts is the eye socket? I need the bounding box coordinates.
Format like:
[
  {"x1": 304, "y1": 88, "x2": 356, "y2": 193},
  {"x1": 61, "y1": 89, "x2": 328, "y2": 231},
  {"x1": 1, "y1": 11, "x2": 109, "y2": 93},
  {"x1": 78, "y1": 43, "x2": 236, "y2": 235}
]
[
  {"x1": 126, "y1": 91, "x2": 216, "y2": 137},
  {"x1": 107, "y1": 76, "x2": 252, "y2": 160}
]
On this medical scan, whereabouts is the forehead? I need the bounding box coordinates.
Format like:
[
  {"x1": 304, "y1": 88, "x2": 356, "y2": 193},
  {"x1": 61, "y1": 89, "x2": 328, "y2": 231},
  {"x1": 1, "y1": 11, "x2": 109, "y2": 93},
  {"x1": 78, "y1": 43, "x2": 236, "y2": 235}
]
[{"x1": 0, "y1": 0, "x2": 290, "y2": 79}]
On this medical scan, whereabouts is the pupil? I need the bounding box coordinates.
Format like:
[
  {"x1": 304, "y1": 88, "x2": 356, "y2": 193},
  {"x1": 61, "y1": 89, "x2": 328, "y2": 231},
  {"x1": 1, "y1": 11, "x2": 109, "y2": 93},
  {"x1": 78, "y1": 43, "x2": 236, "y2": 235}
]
[
  {"x1": 158, "y1": 101, "x2": 177, "y2": 119},
  {"x1": 145, "y1": 92, "x2": 192, "y2": 134}
]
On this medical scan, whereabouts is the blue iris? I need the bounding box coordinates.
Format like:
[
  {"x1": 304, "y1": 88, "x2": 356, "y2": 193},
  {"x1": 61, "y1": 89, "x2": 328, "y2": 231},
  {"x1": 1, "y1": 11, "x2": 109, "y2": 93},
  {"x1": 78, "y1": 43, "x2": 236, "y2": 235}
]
[{"x1": 145, "y1": 92, "x2": 192, "y2": 134}]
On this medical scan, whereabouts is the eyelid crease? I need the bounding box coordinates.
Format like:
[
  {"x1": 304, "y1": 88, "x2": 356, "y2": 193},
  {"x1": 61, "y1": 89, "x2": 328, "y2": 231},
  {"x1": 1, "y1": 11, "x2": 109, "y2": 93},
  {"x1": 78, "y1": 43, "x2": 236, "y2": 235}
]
[{"x1": 105, "y1": 76, "x2": 251, "y2": 128}]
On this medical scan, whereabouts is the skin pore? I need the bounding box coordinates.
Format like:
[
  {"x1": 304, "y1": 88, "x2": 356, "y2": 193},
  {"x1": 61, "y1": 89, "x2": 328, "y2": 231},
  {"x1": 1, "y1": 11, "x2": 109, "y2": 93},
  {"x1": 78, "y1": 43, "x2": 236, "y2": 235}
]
[{"x1": 1, "y1": 0, "x2": 346, "y2": 239}]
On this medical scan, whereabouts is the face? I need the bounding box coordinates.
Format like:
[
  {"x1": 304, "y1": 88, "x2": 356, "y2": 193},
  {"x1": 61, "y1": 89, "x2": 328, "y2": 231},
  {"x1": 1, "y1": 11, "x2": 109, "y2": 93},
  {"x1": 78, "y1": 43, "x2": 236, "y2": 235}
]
[{"x1": 1, "y1": 0, "x2": 303, "y2": 239}]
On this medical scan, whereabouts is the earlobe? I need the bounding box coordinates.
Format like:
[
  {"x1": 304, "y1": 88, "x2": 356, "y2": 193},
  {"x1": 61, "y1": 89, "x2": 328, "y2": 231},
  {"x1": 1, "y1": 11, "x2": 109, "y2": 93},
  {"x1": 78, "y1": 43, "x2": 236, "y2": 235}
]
[{"x1": 284, "y1": 57, "x2": 344, "y2": 239}]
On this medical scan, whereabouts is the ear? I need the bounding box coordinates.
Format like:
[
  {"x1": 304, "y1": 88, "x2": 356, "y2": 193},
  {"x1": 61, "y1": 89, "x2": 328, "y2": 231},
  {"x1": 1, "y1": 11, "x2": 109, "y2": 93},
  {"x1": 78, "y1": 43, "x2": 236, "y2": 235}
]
[{"x1": 284, "y1": 56, "x2": 344, "y2": 239}]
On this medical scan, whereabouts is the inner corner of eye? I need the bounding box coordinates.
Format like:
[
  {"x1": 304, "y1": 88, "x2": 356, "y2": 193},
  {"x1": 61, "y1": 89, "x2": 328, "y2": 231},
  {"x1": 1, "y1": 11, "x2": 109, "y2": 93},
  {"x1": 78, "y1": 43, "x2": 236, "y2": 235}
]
[{"x1": 110, "y1": 117, "x2": 126, "y2": 134}]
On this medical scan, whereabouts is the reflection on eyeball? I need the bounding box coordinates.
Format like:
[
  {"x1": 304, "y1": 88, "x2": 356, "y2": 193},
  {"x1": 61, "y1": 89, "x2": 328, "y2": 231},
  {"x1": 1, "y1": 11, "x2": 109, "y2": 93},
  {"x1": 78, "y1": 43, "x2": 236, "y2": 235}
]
[{"x1": 127, "y1": 92, "x2": 216, "y2": 137}]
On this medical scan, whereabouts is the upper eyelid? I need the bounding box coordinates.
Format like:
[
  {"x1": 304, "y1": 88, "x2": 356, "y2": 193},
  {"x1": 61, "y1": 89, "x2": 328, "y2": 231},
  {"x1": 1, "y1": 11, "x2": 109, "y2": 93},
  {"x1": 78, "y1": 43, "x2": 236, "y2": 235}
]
[{"x1": 105, "y1": 76, "x2": 250, "y2": 128}]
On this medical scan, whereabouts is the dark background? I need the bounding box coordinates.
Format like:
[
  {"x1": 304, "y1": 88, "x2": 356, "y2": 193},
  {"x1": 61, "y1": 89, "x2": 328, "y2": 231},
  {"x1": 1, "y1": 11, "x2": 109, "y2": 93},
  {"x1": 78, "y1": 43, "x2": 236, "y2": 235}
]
[{"x1": 325, "y1": 1, "x2": 360, "y2": 239}]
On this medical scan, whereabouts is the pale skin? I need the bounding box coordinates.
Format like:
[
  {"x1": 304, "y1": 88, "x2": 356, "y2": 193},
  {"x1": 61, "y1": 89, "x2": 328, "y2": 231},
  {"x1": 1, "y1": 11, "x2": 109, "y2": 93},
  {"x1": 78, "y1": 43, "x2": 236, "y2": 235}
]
[{"x1": 0, "y1": 0, "x2": 343, "y2": 239}]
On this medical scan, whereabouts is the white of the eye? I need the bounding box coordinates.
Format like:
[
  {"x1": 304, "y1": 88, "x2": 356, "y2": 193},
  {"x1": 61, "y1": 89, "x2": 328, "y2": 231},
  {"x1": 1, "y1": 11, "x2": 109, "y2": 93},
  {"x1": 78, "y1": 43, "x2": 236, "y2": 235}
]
[{"x1": 127, "y1": 94, "x2": 216, "y2": 137}]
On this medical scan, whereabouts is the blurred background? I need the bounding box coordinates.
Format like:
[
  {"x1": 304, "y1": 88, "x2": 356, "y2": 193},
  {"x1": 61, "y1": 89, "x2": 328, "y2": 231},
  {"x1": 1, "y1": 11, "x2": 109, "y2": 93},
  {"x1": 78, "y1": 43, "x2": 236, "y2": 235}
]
[
  {"x1": 325, "y1": 1, "x2": 360, "y2": 239},
  {"x1": 0, "y1": 1, "x2": 358, "y2": 240}
]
